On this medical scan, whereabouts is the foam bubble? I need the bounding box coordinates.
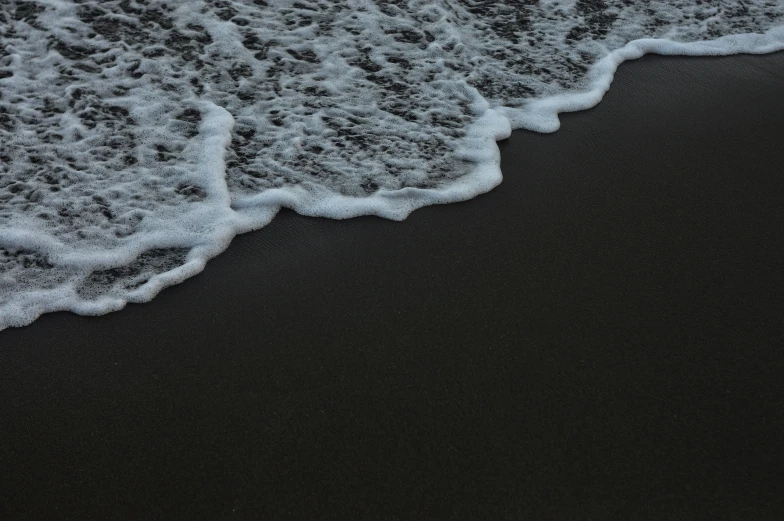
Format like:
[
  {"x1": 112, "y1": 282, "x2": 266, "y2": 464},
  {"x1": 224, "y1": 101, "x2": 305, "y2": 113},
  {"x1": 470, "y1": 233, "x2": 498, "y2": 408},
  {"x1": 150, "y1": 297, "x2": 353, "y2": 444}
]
[{"x1": 1, "y1": 0, "x2": 783, "y2": 330}]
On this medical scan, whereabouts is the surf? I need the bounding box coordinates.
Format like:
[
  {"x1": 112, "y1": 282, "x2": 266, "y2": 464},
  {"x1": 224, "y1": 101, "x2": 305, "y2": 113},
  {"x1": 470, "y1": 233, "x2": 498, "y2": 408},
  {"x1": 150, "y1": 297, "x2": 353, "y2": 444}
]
[{"x1": 1, "y1": 0, "x2": 783, "y2": 330}]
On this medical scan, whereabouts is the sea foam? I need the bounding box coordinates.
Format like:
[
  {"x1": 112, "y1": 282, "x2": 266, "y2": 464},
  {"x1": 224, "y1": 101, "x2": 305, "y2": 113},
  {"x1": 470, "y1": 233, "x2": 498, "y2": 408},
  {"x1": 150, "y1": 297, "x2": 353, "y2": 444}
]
[{"x1": 1, "y1": 0, "x2": 783, "y2": 330}]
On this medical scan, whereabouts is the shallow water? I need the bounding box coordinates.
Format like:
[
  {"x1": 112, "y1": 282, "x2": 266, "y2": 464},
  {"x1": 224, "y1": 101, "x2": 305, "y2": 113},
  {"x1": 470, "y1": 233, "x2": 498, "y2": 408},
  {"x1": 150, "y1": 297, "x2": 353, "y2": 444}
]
[{"x1": 1, "y1": 0, "x2": 783, "y2": 329}]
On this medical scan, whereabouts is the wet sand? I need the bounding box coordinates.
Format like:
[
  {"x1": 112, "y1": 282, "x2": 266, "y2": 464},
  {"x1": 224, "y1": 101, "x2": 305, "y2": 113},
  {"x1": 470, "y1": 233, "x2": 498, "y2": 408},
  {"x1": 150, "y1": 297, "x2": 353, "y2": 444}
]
[{"x1": 1, "y1": 52, "x2": 783, "y2": 520}]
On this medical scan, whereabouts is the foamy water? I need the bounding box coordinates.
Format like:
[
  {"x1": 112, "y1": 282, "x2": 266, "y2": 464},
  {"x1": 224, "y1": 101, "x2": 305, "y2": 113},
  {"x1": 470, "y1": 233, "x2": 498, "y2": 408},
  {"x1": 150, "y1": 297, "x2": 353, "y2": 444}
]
[{"x1": 1, "y1": 0, "x2": 783, "y2": 330}]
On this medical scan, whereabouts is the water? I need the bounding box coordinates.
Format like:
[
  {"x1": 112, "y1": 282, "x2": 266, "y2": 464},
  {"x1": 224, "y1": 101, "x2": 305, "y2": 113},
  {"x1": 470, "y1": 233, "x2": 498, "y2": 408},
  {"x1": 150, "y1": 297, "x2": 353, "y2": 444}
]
[{"x1": 1, "y1": 0, "x2": 782, "y2": 330}]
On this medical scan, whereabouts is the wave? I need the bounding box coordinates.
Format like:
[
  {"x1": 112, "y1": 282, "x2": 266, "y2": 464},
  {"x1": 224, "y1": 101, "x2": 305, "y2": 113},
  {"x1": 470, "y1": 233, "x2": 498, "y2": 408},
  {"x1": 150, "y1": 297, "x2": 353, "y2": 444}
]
[{"x1": 1, "y1": 0, "x2": 783, "y2": 330}]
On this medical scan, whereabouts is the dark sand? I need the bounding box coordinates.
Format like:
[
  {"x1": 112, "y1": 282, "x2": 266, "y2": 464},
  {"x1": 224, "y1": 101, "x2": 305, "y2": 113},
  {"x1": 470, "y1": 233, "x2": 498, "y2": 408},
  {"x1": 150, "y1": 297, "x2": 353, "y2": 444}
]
[{"x1": 1, "y1": 52, "x2": 783, "y2": 520}]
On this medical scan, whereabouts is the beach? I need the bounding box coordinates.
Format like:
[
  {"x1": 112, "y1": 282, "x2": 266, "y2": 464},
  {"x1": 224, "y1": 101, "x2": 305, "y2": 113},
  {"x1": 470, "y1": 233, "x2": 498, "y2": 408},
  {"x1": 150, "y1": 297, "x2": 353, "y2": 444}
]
[{"x1": 1, "y1": 51, "x2": 783, "y2": 520}]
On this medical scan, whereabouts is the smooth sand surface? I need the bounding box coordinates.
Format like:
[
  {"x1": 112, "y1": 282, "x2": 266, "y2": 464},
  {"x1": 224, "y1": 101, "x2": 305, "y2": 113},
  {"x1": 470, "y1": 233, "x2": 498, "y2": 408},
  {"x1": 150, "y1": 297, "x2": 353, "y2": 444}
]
[{"x1": 1, "y1": 52, "x2": 783, "y2": 520}]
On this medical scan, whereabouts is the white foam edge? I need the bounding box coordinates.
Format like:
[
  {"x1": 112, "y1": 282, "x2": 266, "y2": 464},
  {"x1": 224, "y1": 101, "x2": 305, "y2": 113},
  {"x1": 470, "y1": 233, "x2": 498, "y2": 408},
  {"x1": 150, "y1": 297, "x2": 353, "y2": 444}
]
[
  {"x1": 505, "y1": 26, "x2": 784, "y2": 133},
  {"x1": 231, "y1": 107, "x2": 512, "y2": 221},
  {"x1": 0, "y1": 100, "x2": 238, "y2": 261},
  {"x1": 2, "y1": 26, "x2": 783, "y2": 330}
]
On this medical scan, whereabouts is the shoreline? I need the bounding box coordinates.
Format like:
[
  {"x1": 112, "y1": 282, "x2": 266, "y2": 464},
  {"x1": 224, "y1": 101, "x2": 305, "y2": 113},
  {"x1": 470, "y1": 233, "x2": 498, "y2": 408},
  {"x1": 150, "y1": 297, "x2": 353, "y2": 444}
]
[
  {"x1": 2, "y1": 52, "x2": 783, "y2": 520},
  {"x1": 4, "y1": 33, "x2": 784, "y2": 331}
]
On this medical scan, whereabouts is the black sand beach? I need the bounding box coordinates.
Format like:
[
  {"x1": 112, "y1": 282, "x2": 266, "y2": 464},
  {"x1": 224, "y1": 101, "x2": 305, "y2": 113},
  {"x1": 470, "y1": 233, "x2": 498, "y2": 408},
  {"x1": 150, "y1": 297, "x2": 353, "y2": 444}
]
[{"x1": 1, "y1": 52, "x2": 783, "y2": 520}]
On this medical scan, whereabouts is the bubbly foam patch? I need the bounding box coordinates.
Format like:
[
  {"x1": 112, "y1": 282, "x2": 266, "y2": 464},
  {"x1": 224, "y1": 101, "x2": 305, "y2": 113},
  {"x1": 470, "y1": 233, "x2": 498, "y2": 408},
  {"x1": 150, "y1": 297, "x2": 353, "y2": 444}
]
[{"x1": 1, "y1": 0, "x2": 783, "y2": 330}]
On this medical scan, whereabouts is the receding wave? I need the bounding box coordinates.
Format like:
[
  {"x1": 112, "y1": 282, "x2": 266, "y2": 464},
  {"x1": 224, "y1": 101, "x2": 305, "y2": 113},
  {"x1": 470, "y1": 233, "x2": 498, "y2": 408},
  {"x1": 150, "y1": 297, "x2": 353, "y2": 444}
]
[{"x1": 1, "y1": 0, "x2": 783, "y2": 329}]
